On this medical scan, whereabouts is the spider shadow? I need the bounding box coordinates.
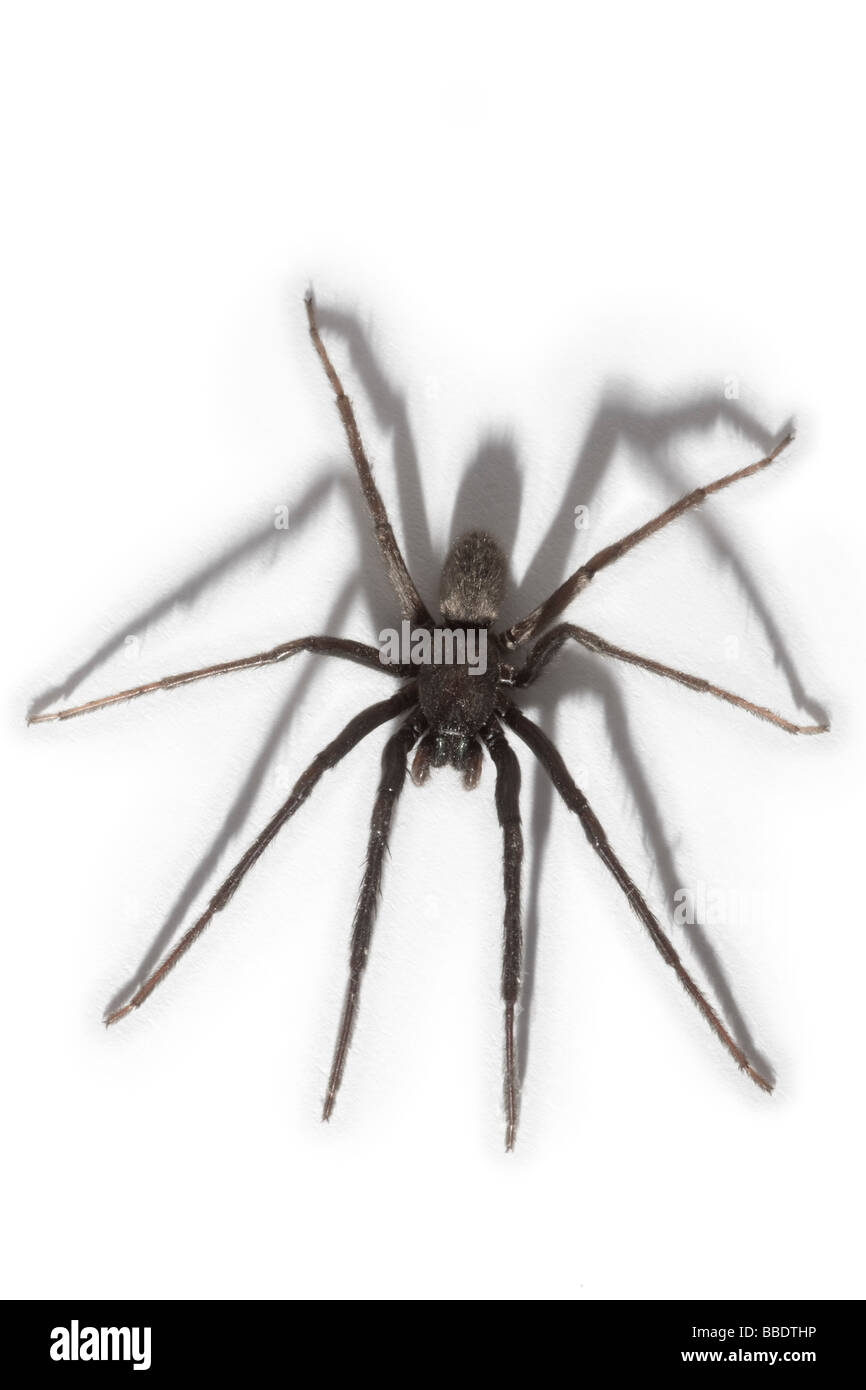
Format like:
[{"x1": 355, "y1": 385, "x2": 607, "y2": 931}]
[
  {"x1": 444, "y1": 376, "x2": 828, "y2": 1091},
  {"x1": 97, "y1": 449, "x2": 414, "y2": 1013},
  {"x1": 32, "y1": 479, "x2": 403, "y2": 1017},
  {"x1": 520, "y1": 655, "x2": 777, "y2": 1087},
  {"x1": 97, "y1": 301, "x2": 442, "y2": 1011},
  {"x1": 491, "y1": 387, "x2": 830, "y2": 1090},
  {"x1": 103, "y1": 572, "x2": 373, "y2": 1015},
  {"x1": 32, "y1": 295, "x2": 825, "y2": 1095}
]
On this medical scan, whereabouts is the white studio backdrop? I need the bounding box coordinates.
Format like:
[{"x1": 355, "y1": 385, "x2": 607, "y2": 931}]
[{"x1": 3, "y1": 3, "x2": 863, "y2": 1300}]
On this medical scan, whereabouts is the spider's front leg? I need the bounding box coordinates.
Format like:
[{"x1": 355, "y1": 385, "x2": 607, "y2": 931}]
[
  {"x1": 104, "y1": 686, "x2": 418, "y2": 1025},
  {"x1": 323, "y1": 708, "x2": 425, "y2": 1121},
  {"x1": 482, "y1": 720, "x2": 524, "y2": 1151},
  {"x1": 502, "y1": 700, "x2": 773, "y2": 1094}
]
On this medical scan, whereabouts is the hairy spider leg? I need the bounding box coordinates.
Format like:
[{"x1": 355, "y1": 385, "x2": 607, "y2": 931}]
[
  {"x1": 502, "y1": 702, "x2": 773, "y2": 1093},
  {"x1": 105, "y1": 686, "x2": 417, "y2": 1025},
  {"x1": 305, "y1": 291, "x2": 432, "y2": 629},
  {"x1": 516, "y1": 623, "x2": 827, "y2": 735},
  {"x1": 28, "y1": 637, "x2": 410, "y2": 724},
  {"x1": 323, "y1": 709, "x2": 425, "y2": 1120},
  {"x1": 503, "y1": 432, "x2": 795, "y2": 649}
]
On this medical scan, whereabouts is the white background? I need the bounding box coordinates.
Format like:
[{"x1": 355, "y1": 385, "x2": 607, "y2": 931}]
[{"x1": 3, "y1": 3, "x2": 863, "y2": 1300}]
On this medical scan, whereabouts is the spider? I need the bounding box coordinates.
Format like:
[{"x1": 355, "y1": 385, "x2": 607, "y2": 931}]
[{"x1": 30, "y1": 293, "x2": 828, "y2": 1149}]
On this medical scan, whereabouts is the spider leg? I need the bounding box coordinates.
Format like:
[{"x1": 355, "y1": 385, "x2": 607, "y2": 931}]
[
  {"x1": 503, "y1": 432, "x2": 795, "y2": 648},
  {"x1": 304, "y1": 291, "x2": 433, "y2": 628},
  {"x1": 501, "y1": 700, "x2": 773, "y2": 1093},
  {"x1": 323, "y1": 709, "x2": 424, "y2": 1121},
  {"x1": 104, "y1": 685, "x2": 417, "y2": 1025},
  {"x1": 28, "y1": 636, "x2": 410, "y2": 724},
  {"x1": 482, "y1": 720, "x2": 524, "y2": 1151},
  {"x1": 516, "y1": 623, "x2": 828, "y2": 735}
]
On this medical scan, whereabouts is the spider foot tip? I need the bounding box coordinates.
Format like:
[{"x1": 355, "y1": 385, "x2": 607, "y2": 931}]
[
  {"x1": 104, "y1": 1003, "x2": 133, "y2": 1028},
  {"x1": 747, "y1": 1065, "x2": 774, "y2": 1095}
]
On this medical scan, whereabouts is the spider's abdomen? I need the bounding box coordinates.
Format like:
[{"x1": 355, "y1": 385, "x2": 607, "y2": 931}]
[{"x1": 440, "y1": 530, "x2": 506, "y2": 626}]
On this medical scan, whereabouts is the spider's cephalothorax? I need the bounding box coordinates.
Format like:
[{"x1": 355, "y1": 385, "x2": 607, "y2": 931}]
[
  {"x1": 413, "y1": 530, "x2": 505, "y2": 789},
  {"x1": 30, "y1": 292, "x2": 828, "y2": 1150}
]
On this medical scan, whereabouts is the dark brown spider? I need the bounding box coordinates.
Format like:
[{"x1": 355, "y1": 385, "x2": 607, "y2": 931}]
[{"x1": 30, "y1": 293, "x2": 828, "y2": 1149}]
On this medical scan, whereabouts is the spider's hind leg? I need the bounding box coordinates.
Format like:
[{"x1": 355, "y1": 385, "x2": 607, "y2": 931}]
[
  {"x1": 323, "y1": 709, "x2": 425, "y2": 1121},
  {"x1": 304, "y1": 291, "x2": 432, "y2": 628},
  {"x1": 503, "y1": 432, "x2": 795, "y2": 648}
]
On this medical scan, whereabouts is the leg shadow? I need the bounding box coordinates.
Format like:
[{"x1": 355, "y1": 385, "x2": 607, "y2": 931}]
[
  {"x1": 453, "y1": 383, "x2": 825, "y2": 1088},
  {"x1": 31, "y1": 296, "x2": 825, "y2": 1093}
]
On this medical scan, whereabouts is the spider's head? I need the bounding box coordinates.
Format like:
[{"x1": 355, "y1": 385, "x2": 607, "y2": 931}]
[
  {"x1": 413, "y1": 626, "x2": 502, "y2": 791},
  {"x1": 408, "y1": 532, "x2": 506, "y2": 791},
  {"x1": 439, "y1": 530, "x2": 506, "y2": 627}
]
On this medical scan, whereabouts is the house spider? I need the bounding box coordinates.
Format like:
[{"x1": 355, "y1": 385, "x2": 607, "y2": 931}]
[{"x1": 30, "y1": 294, "x2": 828, "y2": 1149}]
